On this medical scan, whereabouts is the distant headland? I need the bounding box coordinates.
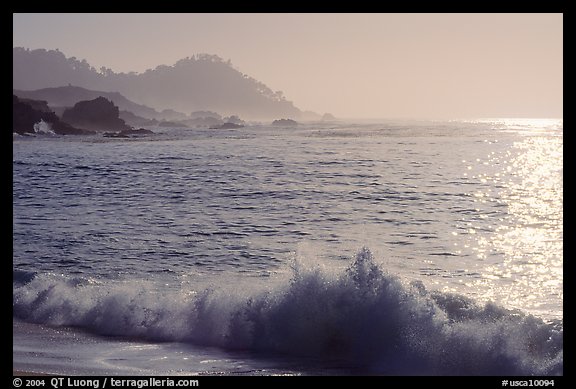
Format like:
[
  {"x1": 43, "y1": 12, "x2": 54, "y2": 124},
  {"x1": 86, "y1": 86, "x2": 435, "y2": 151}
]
[{"x1": 13, "y1": 47, "x2": 337, "y2": 121}]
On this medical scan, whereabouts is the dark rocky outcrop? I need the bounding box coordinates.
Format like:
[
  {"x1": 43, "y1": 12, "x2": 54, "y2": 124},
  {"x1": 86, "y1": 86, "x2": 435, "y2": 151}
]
[
  {"x1": 182, "y1": 116, "x2": 223, "y2": 128},
  {"x1": 272, "y1": 118, "x2": 298, "y2": 127},
  {"x1": 103, "y1": 132, "x2": 130, "y2": 138},
  {"x1": 13, "y1": 85, "x2": 160, "y2": 119},
  {"x1": 13, "y1": 95, "x2": 94, "y2": 135},
  {"x1": 103, "y1": 128, "x2": 155, "y2": 138},
  {"x1": 62, "y1": 97, "x2": 131, "y2": 132},
  {"x1": 120, "y1": 128, "x2": 155, "y2": 135},
  {"x1": 18, "y1": 97, "x2": 53, "y2": 113},
  {"x1": 209, "y1": 122, "x2": 245, "y2": 129},
  {"x1": 223, "y1": 115, "x2": 245, "y2": 125}
]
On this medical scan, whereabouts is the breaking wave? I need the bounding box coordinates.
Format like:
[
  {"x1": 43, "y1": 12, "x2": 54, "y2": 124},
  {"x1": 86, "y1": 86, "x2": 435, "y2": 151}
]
[
  {"x1": 13, "y1": 248, "x2": 562, "y2": 375},
  {"x1": 33, "y1": 120, "x2": 55, "y2": 135}
]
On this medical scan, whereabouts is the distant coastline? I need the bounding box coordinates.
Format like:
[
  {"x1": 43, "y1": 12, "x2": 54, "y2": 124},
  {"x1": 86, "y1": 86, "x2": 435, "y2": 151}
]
[{"x1": 13, "y1": 48, "x2": 308, "y2": 121}]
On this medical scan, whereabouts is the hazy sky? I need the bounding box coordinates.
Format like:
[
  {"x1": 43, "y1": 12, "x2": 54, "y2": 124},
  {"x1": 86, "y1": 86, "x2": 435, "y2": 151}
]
[{"x1": 13, "y1": 13, "x2": 562, "y2": 119}]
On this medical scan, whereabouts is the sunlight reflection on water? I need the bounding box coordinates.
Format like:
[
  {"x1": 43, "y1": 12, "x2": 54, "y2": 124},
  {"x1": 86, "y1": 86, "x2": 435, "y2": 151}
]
[{"x1": 465, "y1": 119, "x2": 562, "y2": 319}]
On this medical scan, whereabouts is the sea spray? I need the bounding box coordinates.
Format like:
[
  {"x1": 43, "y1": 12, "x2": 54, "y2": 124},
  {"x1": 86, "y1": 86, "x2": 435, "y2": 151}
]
[
  {"x1": 33, "y1": 119, "x2": 55, "y2": 135},
  {"x1": 13, "y1": 248, "x2": 562, "y2": 375}
]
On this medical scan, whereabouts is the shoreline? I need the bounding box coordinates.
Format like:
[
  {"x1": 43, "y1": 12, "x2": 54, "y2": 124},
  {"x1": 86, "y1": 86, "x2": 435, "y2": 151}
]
[{"x1": 13, "y1": 370, "x2": 54, "y2": 376}]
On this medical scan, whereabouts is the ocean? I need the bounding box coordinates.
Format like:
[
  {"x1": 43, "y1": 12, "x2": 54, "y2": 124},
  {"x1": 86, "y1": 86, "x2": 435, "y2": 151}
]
[{"x1": 13, "y1": 119, "x2": 563, "y2": 375}]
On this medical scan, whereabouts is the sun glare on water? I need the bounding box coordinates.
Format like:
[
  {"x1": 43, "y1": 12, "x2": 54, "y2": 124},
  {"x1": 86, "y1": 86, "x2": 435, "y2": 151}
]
[{"x1": 466, "y1": 118, "x2": 563, "y2": 319}]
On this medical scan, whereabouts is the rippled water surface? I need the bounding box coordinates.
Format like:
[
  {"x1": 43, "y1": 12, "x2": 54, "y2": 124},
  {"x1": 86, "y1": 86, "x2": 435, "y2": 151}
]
[
  {"x1": 13, "y1": 119, "x2": 563, "y2": 375},
  {"x1": 13, "y1": 120, "x2": 562, "y2": 317}
]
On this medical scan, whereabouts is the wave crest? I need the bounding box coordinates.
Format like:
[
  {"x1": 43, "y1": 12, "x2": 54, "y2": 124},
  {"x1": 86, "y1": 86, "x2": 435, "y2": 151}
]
[{"x1": 13, "y1": 248, "x2": 562, "y2": 375}]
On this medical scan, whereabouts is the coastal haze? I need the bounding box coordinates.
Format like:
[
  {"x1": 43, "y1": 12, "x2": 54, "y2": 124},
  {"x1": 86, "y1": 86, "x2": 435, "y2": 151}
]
[
  {"x1": 13, "y1": 13, "x2": 562, "y2": 119},
  {"x1": 13, "y1": 13, "x2": 562, "y2": 376}
]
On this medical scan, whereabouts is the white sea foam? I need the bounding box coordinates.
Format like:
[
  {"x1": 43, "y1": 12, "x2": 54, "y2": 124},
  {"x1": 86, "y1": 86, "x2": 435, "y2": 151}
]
[
  {"x1": 33, "y1": 119, "x2": 55, "y2": 135},
  {"x1": 13, "y1": 248, "x2": 562, "y2": 375}
]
